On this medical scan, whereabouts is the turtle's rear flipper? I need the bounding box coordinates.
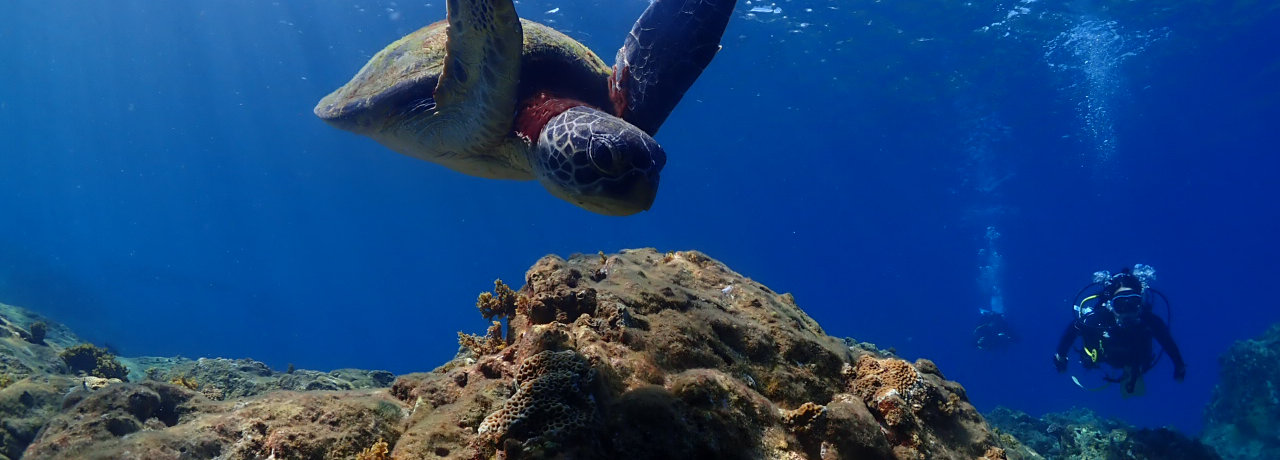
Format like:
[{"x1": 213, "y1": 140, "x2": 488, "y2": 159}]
[{"x1": 610, "y1": 0, "x2": 737, "y2": 135}]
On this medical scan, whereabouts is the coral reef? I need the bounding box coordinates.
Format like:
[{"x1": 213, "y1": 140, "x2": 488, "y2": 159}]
[
  {"x1": 477, "y1": 349, "x2": 596, "y2": 457},
  {"x1": 388, "y1": 249, "x2": 1006, "y2": 459},
  {"x1": 1201, "y1": 322, "x2": 1280, "y2": 460},
  {"x1": 985, "y1": 406, "x2": 1220, "y2": 460},
  {"x1": 3, "y1": 250, "x2": 1020, "y2": 459}
]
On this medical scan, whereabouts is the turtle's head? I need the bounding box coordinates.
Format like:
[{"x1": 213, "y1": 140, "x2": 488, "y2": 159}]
[{"x1": 531, "y1": 106, "x2": 665, "y2": 216}]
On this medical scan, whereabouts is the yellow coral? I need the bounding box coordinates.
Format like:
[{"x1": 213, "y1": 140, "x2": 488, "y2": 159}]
[
  {"x1": 477, "y1": 279, "x2": 519, "y2": 321},
  {"x1": 170, "y1": 375, "x2": 199, "y2": 390},
  {"x1": 458, "y1": 321, "x2": 507, "y2": 355},
  {"x1": 355, "y1": 439, "x2": 390, "y2": 460},
  {"x1": 781, "y1": 402, "x2": 826, "y2": 429}
]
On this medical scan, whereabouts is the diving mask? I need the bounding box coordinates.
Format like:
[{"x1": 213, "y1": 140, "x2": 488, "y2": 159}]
[{"x1": 1109, "y1": 293, "x2": 1144, "y2": 317}]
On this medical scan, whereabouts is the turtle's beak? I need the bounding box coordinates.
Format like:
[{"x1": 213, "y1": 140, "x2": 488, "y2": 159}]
[
  {"x1": 629, "y1": 173, "x2": 661, "y2": 211},
  {"x1": 576, "y1": 134, "x2": 664, "y2": 215},
  {"x1": 602, "y1": 169, "x2": 661, "y2": 215},
  {"x1": 545, "y1": 169, "x2": 660, "y2": 216}
]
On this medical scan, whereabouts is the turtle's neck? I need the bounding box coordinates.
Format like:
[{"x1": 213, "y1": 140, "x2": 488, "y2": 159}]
[{"x1": 514, "y1": 91, "x2": 593, "y2": 141}]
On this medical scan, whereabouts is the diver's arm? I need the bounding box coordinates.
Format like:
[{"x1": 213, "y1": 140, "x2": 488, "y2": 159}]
[
  {"x1": 1145, "y1": 312, "x2": 1187, "y2": 377},
  {"x1": 1055, "y1": 321, "x2": 1080, "y2": 357},
  {"x1": 1053, "y1": 321, "x2": 1079, "y2": 372}
]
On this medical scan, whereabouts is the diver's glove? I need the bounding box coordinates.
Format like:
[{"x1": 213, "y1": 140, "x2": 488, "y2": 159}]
[
  {"x1": 1174, "y1": 364, "x2": 1186, "y2": 381},
  {"x1": 1053, "y1": 353, "x2": 1068, "y2": 373}
]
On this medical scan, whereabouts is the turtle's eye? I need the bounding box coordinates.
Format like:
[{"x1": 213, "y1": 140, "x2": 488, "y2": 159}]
[{"x1": 589, "y1": 135, "x2": 624, "y2": 175}]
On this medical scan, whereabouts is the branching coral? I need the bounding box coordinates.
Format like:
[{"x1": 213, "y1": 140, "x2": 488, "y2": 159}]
[
  {"x1": 458, "y1": 321, "x2": 507, "y2": 355},
  {"x1": 355, "y1": 439, "x2": 390, "y2": 460},
  {"x1": 477, "y1": 350, "x2": 596, "y2": 455},
  {"x1": 475, "y1": 279, "x2": 523, "y2": 345},
  {"x1": 477, "y1": 279, "x2": 519, "y2": 321}
]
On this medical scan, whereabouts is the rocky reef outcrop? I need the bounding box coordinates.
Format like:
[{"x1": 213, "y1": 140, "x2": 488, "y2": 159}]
[
  {"x1": 985, "y1": 406, "x2": 1220, "y2": 460},
  {"x1": 24, "y1": 380, "x2": 404, "y2": 459},
  {"x1": 360, "y1": 249, "x2": 1006, "y2": 459},
  {"x1": 127, "y1": 356, "x2": 396, "y2": 400},
  {"x1": 0, "y1": 303, "x2": 82, "y2": 378},
  {"x1": 0, "y1": 303, "x2": 394, "y2": 459},
  {"x1": 1, "y1": 303, "x2": 87, "y2": 460},
  {"x1": 3, "y1": 249, "x2": 1014, "y2": 459},
  {"x1": 1201, "y1": 323, "x2": 1280, "y2": 460}
]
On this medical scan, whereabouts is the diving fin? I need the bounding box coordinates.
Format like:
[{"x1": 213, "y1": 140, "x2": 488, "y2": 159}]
[{"x1": 1121, "y1": 371, "x2": 1147, "y2": 398}]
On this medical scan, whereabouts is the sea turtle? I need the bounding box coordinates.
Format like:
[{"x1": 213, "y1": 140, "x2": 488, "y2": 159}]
[{"x1": 315, "y1": 0, "x2": 737, "y2": 215}]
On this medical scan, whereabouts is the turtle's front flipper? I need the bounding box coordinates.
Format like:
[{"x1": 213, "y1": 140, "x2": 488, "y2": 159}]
[
  {"x1": 432, "y1": 0, "x2": 524, "y2": 149},
  {"x1": 610, "y1": 0, "x2": 737, "y2": 135}
]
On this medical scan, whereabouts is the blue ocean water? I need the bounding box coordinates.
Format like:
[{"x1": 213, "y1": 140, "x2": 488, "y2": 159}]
[{"x1": 1, "y1": 0, "x2": 1276, "y2": 436}]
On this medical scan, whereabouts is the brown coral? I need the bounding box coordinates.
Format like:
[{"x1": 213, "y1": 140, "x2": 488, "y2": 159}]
[
  {"x1": 849, "y1": 354, "x2": 919, "y2": 403},
  {"x1": 356, "y1": 439, "x2": 391, "y2": 460},
  {"x1": 476, "y1": 349, "x2": 596, "y2": 456},
  {"x1": 476, "y1": 279, "x2": 519, "y2": 322},
  {"x1": 458, "y1": 321, "x2": 507, "y2": 356},
  {"x1": 782, "y1": 400, "x2": 830, "y2": 453},
  {"x1": 874, "y1": 391, "x2": 912, "y2": 430},
  {"x1": 783, "y1": 401, "x2": 827, "y2": 429}
]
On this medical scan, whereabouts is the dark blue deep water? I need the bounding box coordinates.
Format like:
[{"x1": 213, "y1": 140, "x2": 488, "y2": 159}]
[{"x1": 2, "y1": 0, "x2": 1277, "y2": 435}]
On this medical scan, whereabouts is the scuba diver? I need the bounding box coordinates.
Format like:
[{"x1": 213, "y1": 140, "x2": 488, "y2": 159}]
[
  {"x1": 974, "y1": 310, "x2": 1018, "y2": 350},
  {"x1": 973, "y1": 227, "x2": 1018, "y2": 350},
  {"x1": 1053, "y1": 265, "x2": 1186, "y2": 395}
]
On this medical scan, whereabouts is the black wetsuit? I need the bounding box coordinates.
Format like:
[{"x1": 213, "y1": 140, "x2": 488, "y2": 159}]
[
  {"x1": 1055, "y1": 308, "x2": 1185, "y2": 387},
  {"x1": 974, "y1": 313, "x2": 1018, "y2": 350}
]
